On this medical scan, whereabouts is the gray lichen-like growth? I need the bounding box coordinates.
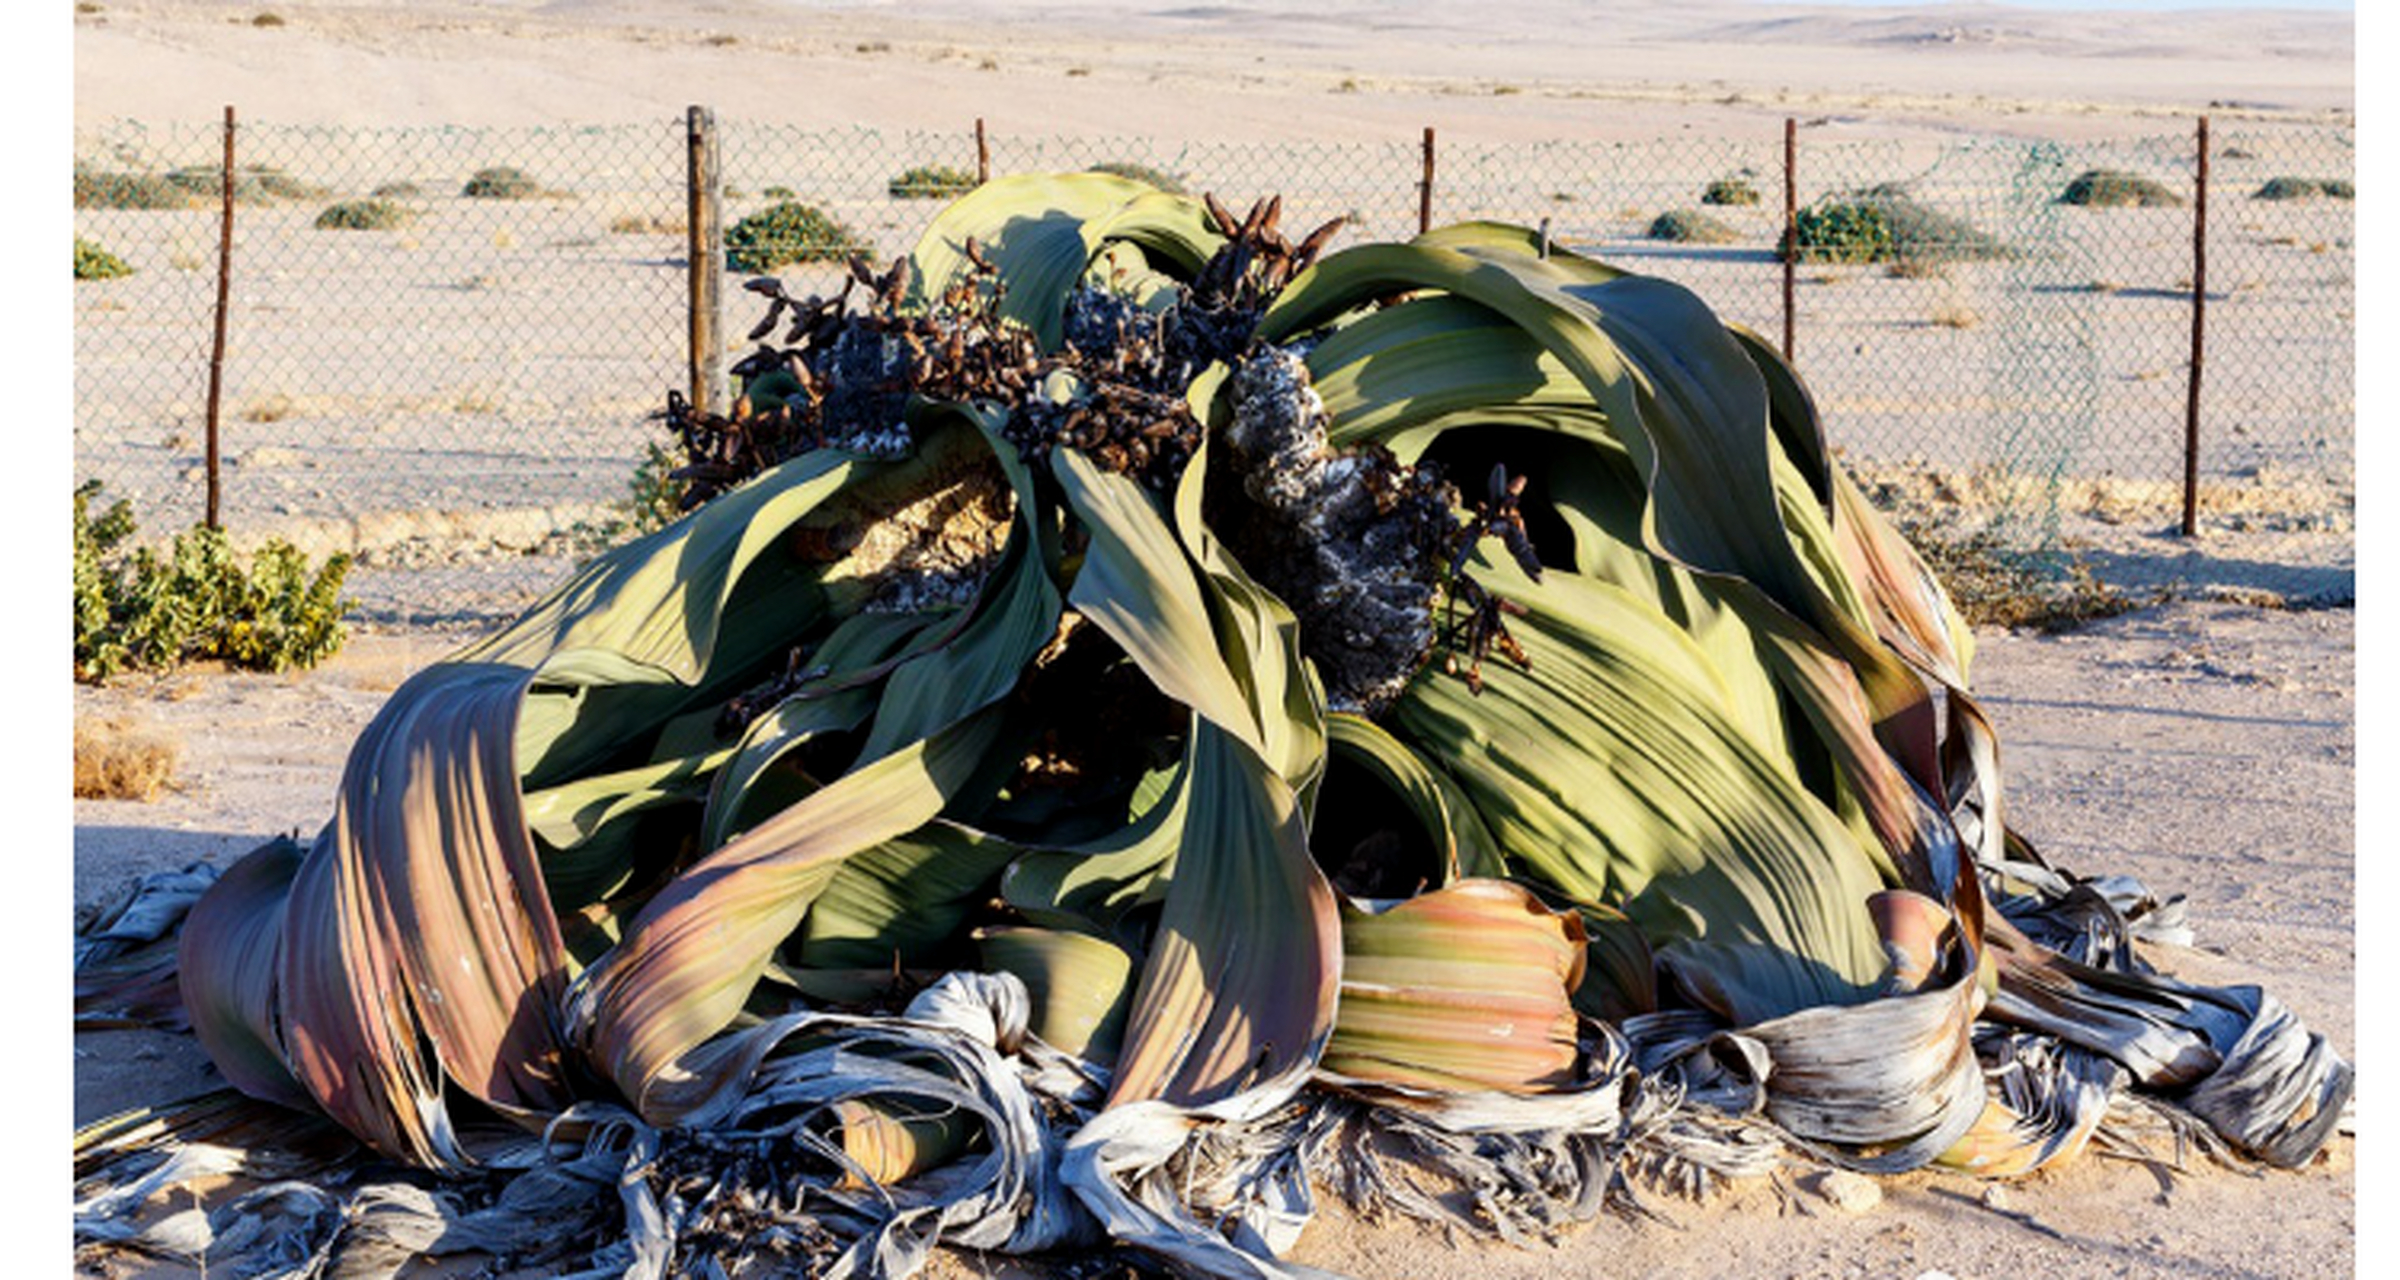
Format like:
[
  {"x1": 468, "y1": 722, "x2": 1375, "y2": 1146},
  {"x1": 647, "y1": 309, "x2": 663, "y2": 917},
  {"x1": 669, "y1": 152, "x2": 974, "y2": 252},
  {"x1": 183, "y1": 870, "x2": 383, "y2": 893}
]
[
  {"x1": 1061, "y1": 285, "x2": 1160, "y2": 366},
  {"x1": 1217, "y1": 346, "x2": 1454, "y2": 715},
  {"x1": 815, "y1": 327, "x2": 917, "y2": 460}
]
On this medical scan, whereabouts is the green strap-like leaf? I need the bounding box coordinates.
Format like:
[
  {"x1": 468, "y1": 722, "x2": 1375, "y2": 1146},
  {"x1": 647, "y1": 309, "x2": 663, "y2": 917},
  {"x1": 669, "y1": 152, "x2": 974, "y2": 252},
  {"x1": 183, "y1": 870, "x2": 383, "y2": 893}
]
[
  {"x1": 1262, "y1": 241, "x2": 1823, "y2": 624},
  {"x1": 1167, "y1": 439, "x2": 1326, "y2": 788},
  {"x1": 1320, "y1": 880, "x2": 1585, "y2": 1095},
  {"x1": 1052, "y1": 447, "x2": 1285, "y2": 769},
  {"x1": 575, "y1": 710, "x2": 1005, "y2": 1121},
  {"x1": 1105, "y1": 721, "x2": 1342, "y2": 1109},
  {"x1": 699, "y1": 609, "x2": 940, "y2": 850},
  {"x1": 473, "y1": 450, "x2": 863, "y2": 787},
  {"x1": 271, "y1": 661, "x2": 572, "y2": 1168},
  {"x1": 1392, "y1": 557, "x2": 1890, "y2": 1027},
  {"x1": 856, "y1": 406, "x2": 1065, "y2": 763},
  {"x1": 999, "y1": 760, "x2": 1190, "y2": 934},
  {"x1": 977, "y1": 926, "x2": 1138, "y2": 1061},
  {"x1": 1325, "y1": 712, "x2": 1503, "y2": 883},
  {"x1": 798, "y1": 822, "x2": 1023, "y2": 970},
  {"x1": 176, "y1": 837, "x2": 313, "y2": 1113},
  {"x1": 906, "y1": 172, "x2": 1222, "y2": 349}
]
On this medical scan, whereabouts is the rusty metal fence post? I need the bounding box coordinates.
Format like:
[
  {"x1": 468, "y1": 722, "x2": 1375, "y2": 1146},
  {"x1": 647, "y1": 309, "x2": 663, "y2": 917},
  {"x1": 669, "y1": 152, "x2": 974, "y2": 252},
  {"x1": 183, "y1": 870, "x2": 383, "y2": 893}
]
[
  {"x1": 203, "y1": 105, "x2": 236, "y2": 531},
  {"x1": 1419, "y1": 127, "x2": 1436, "y2": 234},
  {"x1": 687, "y1": 106, "x2": 724, "y2": 417},
  {"x1": 2183, "y1": 115, "x2": 2209, "y2": 539},
  {"x1": 1781, "y1": 117, "x2": 1797, "y2": 365},
  {"x1": 976, "y1": 117, "x2": 990, "y2": 185}
]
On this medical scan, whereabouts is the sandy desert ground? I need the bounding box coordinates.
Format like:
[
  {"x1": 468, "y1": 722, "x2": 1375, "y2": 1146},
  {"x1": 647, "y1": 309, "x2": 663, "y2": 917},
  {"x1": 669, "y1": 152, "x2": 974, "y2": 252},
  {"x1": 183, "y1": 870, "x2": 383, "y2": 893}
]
[
  {"x1": 63, "y1": 3, "x2": 2366, "y2": 1278},
  {"x1": 69, "y1": 598, "x2": 2360, "y2": 1279}
]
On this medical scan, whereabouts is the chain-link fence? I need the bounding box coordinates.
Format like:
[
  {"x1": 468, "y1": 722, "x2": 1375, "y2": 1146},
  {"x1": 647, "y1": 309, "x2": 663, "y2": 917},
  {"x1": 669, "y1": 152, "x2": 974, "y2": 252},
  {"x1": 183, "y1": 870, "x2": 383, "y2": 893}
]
[{"x1": 72, "y1": 115, "x2": 2355, "y2": 630}]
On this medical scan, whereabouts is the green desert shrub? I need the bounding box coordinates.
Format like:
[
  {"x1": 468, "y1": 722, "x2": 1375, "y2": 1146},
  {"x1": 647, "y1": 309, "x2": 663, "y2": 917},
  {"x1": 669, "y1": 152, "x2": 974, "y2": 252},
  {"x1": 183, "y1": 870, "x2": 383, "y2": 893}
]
[
  {"x1": 888, "y1": 164, "x2": 978, "y2": 200},
  {"x1": 462, "y1": 166, "x2": 549, "y2": 199},
  {"x1": 74, "y1": 236, "x2": 133, "y2": 280},
  {"x1": 1701, "y1": 176, "x2": 1761, "y2": 206},
  {"x1": 1794, "y1": 185, "x2": 2005, "y2": 266},
  {"x1": 1646, "y1": 209, "x2": 1740, "y2": 245},
  {"x1": 74, "y1": 167, "x2": 201, "y2": 210},
  {"x1": 165, "y1": 164, "x2": 324, "y2": 203},
  {"x1": 313, "y1": 198, "x2": 415, "y2": 231},
  {"x1": 2254, "y1": 176, "x2": 2354, "y2": 201},
  {"x1": 1792, "y1": 199, "x2": 1892, "y2": 263},
  {"x1": 2057, "y1": 169, "x2": 2183, "y2": 207},
  {"x1": 372, "y1": 180, "x2": 425, "y2": 198},
  {"x1": 724, "y1": 200, "x2": 874, "y2": 273},
  {"x1": 1086, "y1": 161, "x2": 1187, "y2": 194},
  {"x1": 73, "y1": 480, "x2": 353, "y2": 683}
]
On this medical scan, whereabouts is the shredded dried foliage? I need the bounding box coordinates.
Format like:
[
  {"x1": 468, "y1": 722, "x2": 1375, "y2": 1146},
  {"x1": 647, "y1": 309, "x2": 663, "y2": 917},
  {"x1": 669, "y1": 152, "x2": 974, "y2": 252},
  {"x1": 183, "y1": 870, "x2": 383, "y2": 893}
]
[{"x1": 1888, "y1": 516, "x2": 2145, "y2": 632}]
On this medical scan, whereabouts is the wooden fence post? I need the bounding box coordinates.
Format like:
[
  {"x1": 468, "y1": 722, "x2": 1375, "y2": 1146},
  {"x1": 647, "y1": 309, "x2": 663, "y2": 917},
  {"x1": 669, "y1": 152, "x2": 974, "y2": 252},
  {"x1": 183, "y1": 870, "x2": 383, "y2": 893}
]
[
  {"x1": 203, "y1": 105, "x2": 236, "y2": 531},
  {"x1": 687, "y1": 106, "x2": 724, "y2": 417},
  {"x1": 976, "y1": 117, "x2": 990, "y2": 185},
  {"x1": 2183, "y1": 115, "x2": 2209, "y2": 538},
  {"x1": 1782, "y1": 117, "x2": 1797, "y2": 365},
  {"x1": 1419, "y1": 127, "x2": 1436, "y2": 235}
]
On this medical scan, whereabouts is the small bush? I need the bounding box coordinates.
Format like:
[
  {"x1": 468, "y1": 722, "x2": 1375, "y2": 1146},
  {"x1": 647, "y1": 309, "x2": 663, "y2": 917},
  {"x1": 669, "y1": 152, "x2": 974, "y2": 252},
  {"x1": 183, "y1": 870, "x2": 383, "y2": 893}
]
[
  {"x1": 1792, "y1": 200, "x2": 1892, "y2": 263},
  {"x1": 1793, "y1": 186, "x2": 2005, "y2": 266},
  {"x1": 762, "y1": 185, "x2": 796, "y2": 200},
  {"x1": 462, "y1": 166, "x2": 548, "y2": 199},
  {"x1": 165, "y1": 164, "x2": 324, "y2": 203},
  {"x1": 625, "y1": 443, "x2": 685, "y2": 537},
  {"x1": 1701, "y1": 176, "x2": 1761, "y2": 207},
  {"x1": 1646, "y1": 210, "x2": 1739, "y2": 245},
  {"x1": 313, "y1": 198, "x2": 414, "y2": 231},
  {"x1": 1086, "y1": 161, "x2": 1187, "y2": 194},
  {"x1": 74, "y1": 167, "x2": 200, "y2": 210},
  {"x1": 2057, "y1": 169, "x2": 2183, "y2": 207},
  {"x1": 74, "y1": 716, "x2": 181, "y2": 802},
  {"x1": 888, "y1": 164, "x2": 978, "y2": 200},
  {"x1": 75, "y1": 236, "x2": 133, "y2": 280},
  {"x1": 240, "y1": 393, "x2": 296, "y2": 423},
  {"x1": 1891, "y1": 517, "x2": 2137, "y2": 633},
  {"x1": 251, "y1": 11, "x2": 284, "y2": 26},
  {"x1": 372, "y1": 180, "x2": 424, "y2": 198},
  {"x1": 609, "y1": 212, "x2": 684, "y2": 235},
  {"x1": 2254, "y1": 176, "x2": 2354, "y2": 201},
  {"x1": 1927, "y1": 295, "x2": 1979, "y2": 329},
  {"x1": 74, "y1": 480, "x2": 353, "y2": 684},
  {"x1": 724, "y1": 201, "x2": 874, "y2": 273}
]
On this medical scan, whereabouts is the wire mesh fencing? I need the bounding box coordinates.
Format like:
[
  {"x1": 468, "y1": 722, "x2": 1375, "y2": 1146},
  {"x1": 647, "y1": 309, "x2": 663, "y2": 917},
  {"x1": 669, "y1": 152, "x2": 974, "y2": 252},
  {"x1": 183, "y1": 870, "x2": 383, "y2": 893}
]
[
  {"x1": 74, "y1": 118, "x2": 691, "y2": 624},
  {"x1": 72, "y1": 115, "x2": 2355, "y2": 633}
]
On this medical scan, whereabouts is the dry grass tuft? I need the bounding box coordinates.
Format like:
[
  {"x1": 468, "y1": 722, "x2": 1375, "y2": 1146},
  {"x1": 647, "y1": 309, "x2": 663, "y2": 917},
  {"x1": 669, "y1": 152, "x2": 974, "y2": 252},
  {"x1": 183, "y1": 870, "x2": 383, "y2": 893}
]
[
  {"x1": 74, "y1": 716, "x2": 182, "y2": 801},
  {"x1": 1928, "y1": 295, "x2": 1980, "y2": 330},
  {"x1": 241, "y1": 393, "x2": 296, "y2": 423},
  {"x1": 609, "y1": 212, "x2": 686, "y2": 235}
]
